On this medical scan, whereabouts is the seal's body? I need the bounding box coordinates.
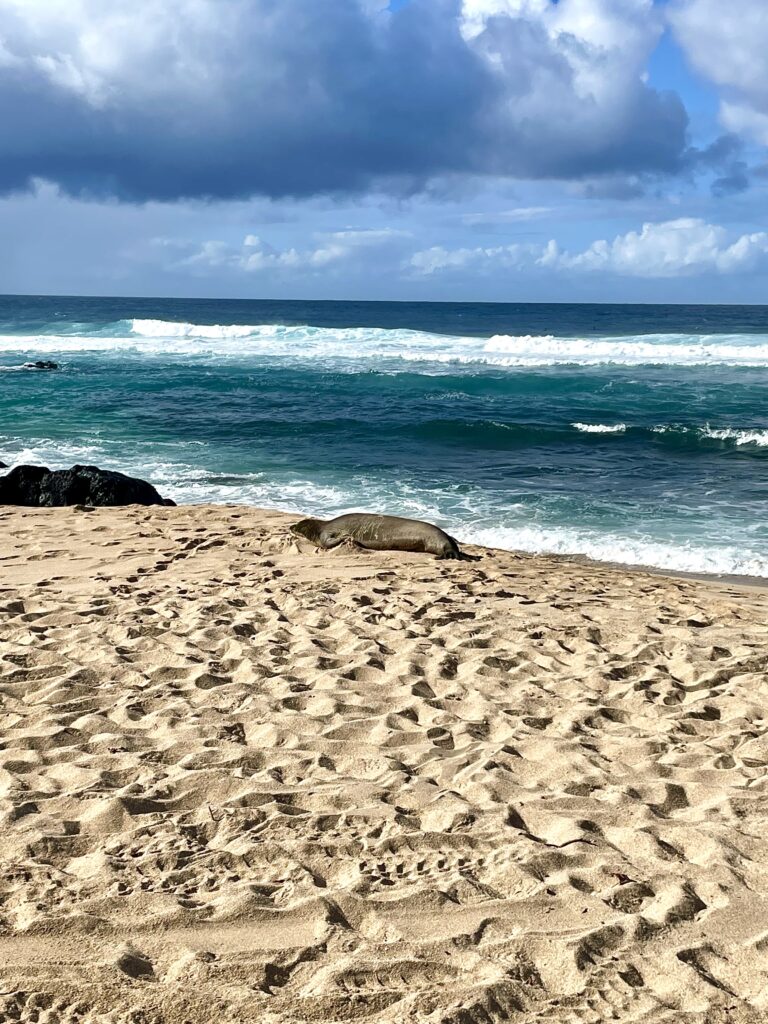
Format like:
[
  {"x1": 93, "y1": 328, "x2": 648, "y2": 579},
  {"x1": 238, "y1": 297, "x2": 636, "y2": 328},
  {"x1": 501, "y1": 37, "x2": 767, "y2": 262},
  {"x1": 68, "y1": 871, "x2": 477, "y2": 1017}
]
[{"x1": 291, "y1": 513, "x2": 476, "y2": 560}]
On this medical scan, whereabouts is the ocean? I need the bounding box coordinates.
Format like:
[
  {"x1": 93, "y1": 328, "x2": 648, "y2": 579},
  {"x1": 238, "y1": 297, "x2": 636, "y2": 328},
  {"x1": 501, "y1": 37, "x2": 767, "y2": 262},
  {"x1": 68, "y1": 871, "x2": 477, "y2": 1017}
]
[{"x1": 1, "y1": 294, "x2": 767, "y2": 577}]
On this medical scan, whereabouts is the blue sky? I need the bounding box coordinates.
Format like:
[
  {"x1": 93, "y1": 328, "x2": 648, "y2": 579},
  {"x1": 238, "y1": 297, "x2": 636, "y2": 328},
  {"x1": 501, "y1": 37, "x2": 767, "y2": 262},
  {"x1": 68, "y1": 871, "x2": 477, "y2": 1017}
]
[{"x1": 1, "y1": 0, "x2": 767, "y2": 302}]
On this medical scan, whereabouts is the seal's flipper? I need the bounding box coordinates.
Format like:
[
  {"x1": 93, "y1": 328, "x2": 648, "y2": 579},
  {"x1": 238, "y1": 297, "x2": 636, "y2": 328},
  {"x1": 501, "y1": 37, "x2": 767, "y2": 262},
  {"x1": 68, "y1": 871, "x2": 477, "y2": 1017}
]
[
  {"x1": 322, "y1": 534, "x2": 345, "y2": 549},
  {"x1": 438, "y1": 548, "x2": 481, "y2": 562}
]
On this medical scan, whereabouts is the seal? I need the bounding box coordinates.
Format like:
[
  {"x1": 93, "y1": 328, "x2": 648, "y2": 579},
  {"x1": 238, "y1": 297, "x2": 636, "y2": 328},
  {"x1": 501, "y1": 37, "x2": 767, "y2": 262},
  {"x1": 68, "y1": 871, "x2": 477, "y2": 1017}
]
[{"x1": 290, "y1": 512, "x2": 478, "y2": 560}]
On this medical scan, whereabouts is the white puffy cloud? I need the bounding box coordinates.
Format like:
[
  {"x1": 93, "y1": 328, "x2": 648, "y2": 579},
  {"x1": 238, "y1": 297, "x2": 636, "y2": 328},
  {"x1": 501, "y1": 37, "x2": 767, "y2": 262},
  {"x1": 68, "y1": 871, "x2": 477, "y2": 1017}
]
[
  {"x1": 556, "y1": 219, "x2": 768, "y2": 275},
  {"x1": 180, "y1": 227, "x2": 410, "y2": 273},
  {"x1": 463, "y1": 0, "x2": 661, "y2": 98},
  {"x1": 410, "y1": 219, "x2": 768, "y2": 277},
  {"x1": 670, "y1": 0, "x2": 768, "y2": 145},
  {"x1": 409, "y1": 241, "x2": 543, "y2": 274},
  {"x1": 0, "y1": 0, "x2": 241, "y2": 107}
]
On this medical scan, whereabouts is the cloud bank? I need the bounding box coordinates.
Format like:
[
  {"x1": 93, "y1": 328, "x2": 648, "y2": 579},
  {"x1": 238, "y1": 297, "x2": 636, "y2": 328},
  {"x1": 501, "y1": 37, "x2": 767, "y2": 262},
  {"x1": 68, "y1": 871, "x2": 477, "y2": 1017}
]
[
  {"x1": 410, "y1": 219, "x2": 768, "y2": 278},
  {"x1": 178, "y1": 228, "x2": 410, "y2": 273},
  {"x1": 0, "y1": 0, "x2": 691, "y2": 201}
]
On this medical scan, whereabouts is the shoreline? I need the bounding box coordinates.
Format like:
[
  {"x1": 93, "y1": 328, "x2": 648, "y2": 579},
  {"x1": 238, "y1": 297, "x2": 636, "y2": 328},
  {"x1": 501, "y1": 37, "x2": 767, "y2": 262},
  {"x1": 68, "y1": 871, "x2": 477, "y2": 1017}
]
[
  {"x1": 170, "y1": 501, "x2": 768, "y2": 592},
  {"x1": 541, "y1": 548, "x2": 768, "y2": 592},
  {"x1": 5, "y1": 496, "x2": 768, "y2": 590}
]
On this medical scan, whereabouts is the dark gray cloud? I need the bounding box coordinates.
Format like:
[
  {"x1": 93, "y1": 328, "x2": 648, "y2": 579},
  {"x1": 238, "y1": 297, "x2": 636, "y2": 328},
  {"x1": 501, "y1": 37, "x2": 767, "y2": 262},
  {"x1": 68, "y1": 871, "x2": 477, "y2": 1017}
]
[
  {"x1": 0, "y1": 0, "x2": 693, "y2": 202},
  {"x1": 711, "y1": 166, "x2": 750, "y2": 197},
  {"x1": 687, "y1": 134, "x2": 750, "y2": 196}
]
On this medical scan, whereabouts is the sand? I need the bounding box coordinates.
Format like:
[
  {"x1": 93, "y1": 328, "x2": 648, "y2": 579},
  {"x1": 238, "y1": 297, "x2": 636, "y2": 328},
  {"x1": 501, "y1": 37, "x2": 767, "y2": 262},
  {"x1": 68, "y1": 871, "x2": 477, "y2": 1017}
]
[{"x1": 1, "y1": 504, "x2": 767, "y2": 1024}]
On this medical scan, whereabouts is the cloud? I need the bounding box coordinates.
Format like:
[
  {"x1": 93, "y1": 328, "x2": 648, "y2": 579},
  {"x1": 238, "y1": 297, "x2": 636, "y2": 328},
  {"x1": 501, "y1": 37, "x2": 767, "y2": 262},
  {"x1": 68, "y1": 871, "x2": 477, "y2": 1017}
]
[
  {"x1": 409, "y1": 241, "x2": 542, "y2": 274},
  {"x1": 461, "y1": 206, "x2": 551, "y2": 225},
  {"x1": 409, "y1": 218, "x2": 768, "y2": 277},
  {"x1": 555, "y1": 219, "x2": 768, "y2": 276},
  {"x1": 178, "y1": 227, "x2": 410, "y2": 273},
  {"x1": 0, "y1": 0, "x2": 691, "y2": 201},
  {"x1": 670, "y1": 0, "x2": 768, "y2": 146}
]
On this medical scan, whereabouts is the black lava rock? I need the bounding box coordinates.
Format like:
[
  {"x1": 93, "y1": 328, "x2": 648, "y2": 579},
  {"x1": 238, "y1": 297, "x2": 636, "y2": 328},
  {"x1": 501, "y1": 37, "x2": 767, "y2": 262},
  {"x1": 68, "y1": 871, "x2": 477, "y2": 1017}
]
[
  {"x1": 24, "y1": 360, "x2": 59, "y2": 370},
  {"x1": 0, "y1": 464, "x2": 176, "y2": 507}
]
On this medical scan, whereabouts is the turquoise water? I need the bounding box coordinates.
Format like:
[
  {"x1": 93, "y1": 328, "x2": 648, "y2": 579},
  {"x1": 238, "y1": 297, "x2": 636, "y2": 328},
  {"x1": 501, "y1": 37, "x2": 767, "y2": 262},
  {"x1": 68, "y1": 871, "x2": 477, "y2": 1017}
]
[{"x1": 2, "y1": 295, "x2": 768, "y2": 576}]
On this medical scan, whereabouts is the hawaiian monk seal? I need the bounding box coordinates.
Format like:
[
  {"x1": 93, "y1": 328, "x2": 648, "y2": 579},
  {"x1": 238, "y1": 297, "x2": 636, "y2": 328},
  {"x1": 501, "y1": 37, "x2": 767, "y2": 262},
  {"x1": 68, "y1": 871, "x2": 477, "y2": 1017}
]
[{"x1": 291, "y1": 513, "x2": 478, "y2": 560}]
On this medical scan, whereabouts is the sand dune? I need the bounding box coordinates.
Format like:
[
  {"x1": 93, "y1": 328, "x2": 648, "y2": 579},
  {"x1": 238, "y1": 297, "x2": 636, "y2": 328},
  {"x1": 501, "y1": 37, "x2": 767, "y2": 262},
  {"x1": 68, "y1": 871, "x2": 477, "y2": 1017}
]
[{"x1": 0, "y1": 504, "x2": 767, "y2": 1023}]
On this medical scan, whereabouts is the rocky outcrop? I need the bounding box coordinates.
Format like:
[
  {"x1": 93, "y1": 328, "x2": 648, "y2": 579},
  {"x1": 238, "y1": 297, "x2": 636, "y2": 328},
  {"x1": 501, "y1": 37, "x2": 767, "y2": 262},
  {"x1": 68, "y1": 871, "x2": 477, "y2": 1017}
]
[
  {"x1": 0, "y1": 465, "x2": 175, "y2": 507},
  {"x1": 24, "y1": 361, "x2": 59, "y2": 370}
]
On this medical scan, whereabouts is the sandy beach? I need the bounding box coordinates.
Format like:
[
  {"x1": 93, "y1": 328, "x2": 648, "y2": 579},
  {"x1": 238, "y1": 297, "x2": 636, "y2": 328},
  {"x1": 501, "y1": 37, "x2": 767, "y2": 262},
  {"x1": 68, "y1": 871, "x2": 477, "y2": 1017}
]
[{"x1": 1, "y1": 503, "x2": 767, "y2": 1023}]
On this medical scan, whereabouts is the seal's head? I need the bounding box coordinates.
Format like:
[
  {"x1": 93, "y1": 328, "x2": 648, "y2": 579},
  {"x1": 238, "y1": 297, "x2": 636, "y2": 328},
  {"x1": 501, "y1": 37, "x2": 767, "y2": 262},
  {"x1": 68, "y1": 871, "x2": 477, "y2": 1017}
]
[{"x1": 290, "y1": 517, "x2": 324, "y2": 544}]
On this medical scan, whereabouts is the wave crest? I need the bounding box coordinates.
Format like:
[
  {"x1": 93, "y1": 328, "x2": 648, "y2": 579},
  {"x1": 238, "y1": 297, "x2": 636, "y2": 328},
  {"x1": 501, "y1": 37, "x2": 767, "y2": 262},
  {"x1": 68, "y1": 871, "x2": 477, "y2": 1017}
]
[
  {"x1": 130, "y1": 319, "x2": 264, "y2": 339},
  {"x1": 572, "y1": 422, "x2": 627, "y2": 434},
  {"x1": 651, "y1": 425, "x2": 768, "y2": 447}
]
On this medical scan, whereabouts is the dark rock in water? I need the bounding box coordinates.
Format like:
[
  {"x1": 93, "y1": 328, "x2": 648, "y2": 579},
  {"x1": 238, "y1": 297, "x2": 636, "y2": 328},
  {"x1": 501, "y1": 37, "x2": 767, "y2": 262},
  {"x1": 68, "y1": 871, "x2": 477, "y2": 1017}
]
[
  {"x1": 0, "y1": 461, "x2": 7, "y2": 469},
  {"x1": 0, "y1": 464, "x2": 176, "y2": 507},
  {"x1": 24, "y1": 360, "x2": 59, "y2": 370}
]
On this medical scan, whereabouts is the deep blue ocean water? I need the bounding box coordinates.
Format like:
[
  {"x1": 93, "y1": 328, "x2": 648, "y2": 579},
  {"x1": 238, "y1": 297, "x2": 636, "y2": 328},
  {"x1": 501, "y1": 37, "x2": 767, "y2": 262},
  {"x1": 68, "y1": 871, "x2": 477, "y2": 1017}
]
[{"x1": 2, "y1": 294, "x2": 767, "y2": 576}]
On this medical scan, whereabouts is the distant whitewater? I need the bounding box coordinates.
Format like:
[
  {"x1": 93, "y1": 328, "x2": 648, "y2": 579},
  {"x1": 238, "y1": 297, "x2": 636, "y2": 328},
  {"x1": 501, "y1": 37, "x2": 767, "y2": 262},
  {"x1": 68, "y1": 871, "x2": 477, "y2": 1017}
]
[
  {"x1": 3, "y1": 316, "x2": 768, "y2": 368},
  {"x1": 2, "y1": 295, "x2": 768, "y2": 577}
]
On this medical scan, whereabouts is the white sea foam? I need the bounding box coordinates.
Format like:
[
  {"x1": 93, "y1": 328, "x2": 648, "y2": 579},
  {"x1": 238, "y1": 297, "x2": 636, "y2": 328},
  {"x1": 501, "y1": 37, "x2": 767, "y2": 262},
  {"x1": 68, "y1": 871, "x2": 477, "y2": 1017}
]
[
  {"x1": 651, "y1": 424, "x2": 768, "y2": 446},
  {"x1": 0, "y1": 442, "x2": 107, "y2": 467},
  {"x1": 1, "y1": 320, "x2": 768, "y2": 367},
  {"x1": 478, "y1": 333, "x2": 768, "y2": 366},
  {"x1": 464, "y1": 524, "x2": 768, "y2": 578},
  {"x1": 572, "y1": 422, "x2": 627, "y2": 434},
  {"x1": 131, "y1": 319, "x2": 266, "y2": 339},
  {"x1": 701, "y1": 427, "x2": 768, "y2": 446}
]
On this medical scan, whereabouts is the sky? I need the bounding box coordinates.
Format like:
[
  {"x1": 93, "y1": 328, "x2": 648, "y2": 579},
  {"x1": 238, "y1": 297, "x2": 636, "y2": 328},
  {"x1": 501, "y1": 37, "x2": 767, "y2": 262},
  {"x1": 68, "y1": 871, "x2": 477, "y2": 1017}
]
[{"x1": 2, "y1": 0, "x2": 768, "y2": 303}]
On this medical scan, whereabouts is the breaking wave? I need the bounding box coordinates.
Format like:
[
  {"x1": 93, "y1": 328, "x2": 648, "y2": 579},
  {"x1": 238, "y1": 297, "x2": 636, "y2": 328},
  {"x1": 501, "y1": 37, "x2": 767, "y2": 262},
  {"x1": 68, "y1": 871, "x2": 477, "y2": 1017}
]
[
  {"x1": 0, "y1": 318, "x2": 768, "y2": 367},
  {"x1": 572, "y1": 422, "x2": 627, "y2": 434},
  {"x1": 467, "y1": 524, "x2": 768, "y2": 578},
  {"x1": 650, "y1": 425, "x2": 768, "y2": 447}
]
